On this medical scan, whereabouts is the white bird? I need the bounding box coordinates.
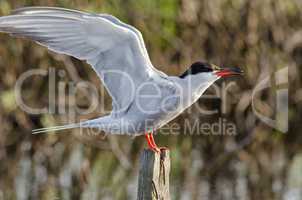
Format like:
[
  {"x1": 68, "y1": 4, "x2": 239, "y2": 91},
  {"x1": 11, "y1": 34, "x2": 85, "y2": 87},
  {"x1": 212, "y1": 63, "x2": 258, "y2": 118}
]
[{"x1": 0, "y1": 7, "x2": 243, "y2": 152}]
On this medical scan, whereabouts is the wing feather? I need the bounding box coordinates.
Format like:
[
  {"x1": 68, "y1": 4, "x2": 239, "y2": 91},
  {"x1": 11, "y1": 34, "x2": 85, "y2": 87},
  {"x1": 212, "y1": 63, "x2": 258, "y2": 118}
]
[{"x1": 0, "y1": 7, "x2": 166, "y2": 115}]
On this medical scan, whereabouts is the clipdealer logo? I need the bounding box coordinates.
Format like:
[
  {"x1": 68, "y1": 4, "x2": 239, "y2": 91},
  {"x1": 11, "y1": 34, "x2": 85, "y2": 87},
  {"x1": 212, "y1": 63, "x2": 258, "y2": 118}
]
[{"x1": 252, "y1": 67, "x2": 288, "y2": 133}]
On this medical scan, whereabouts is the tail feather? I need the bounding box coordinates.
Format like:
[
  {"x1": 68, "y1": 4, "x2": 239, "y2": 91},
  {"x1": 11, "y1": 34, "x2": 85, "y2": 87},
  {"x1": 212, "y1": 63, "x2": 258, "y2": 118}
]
[
  {"x1": 32, "y1": 123, "x2": 81, "y2": 134},
  {"x1": 32, "y1": 117, "x2": 108, "y2": 135}
]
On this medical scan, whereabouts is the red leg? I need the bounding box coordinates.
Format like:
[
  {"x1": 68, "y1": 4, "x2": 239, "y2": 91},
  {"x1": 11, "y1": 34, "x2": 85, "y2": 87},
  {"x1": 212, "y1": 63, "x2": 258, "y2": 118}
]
[
  {"x1": 145, "y1": 134, "x2": 154, "y2": 149},
  {"x1": 149, "y1": 132, "x2": 168, "y2": 152},
  {"x1": 148, "y1": 133, "x2": 158, "y2": 149},
  {"x1": 145, "y1": 132, "x2": 160, "y2": 152}
]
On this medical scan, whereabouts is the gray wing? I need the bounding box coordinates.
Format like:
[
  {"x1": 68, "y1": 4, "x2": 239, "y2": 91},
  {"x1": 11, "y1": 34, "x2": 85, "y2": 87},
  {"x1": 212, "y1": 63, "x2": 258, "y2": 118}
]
[
  {"x1": 12, "y1": 7, "x2": 167, "y2": 77},
  {"x1": 0, "y1": 7, "x2": 167, "y2": 116}
]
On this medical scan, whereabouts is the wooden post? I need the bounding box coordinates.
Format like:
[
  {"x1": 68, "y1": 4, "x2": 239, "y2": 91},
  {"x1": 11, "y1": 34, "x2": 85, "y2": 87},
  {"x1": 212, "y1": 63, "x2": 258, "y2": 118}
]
[{"x1": 137, "y1": 149, "x2": 170, "y2": 200}]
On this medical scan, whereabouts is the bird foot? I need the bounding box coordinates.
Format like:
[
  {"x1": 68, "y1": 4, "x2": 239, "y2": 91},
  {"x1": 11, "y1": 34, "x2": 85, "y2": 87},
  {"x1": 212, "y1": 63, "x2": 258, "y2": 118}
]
[
  {"x1": 145, "y1": 133, "x2": 167, "y2": 153},
  {"x1": 159, "y1": 147, "x2": 168, "y2": 152}
]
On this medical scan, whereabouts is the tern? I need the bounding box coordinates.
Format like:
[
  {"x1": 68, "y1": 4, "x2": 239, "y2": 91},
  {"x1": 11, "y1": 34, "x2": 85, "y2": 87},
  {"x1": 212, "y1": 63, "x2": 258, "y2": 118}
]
[{"x1": 0, "y1": 7, "x2": 243, "y2": 152}]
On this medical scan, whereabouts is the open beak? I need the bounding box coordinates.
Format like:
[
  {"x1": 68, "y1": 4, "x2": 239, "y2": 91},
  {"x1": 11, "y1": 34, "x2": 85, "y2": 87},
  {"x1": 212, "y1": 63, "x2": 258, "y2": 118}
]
[{"x1": 215, "y1": 67, "x2": 244, "y2": 78}]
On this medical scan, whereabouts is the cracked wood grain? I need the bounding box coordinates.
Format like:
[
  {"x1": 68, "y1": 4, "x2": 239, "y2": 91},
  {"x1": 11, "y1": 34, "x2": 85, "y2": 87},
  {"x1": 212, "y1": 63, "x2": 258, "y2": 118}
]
[{"x1": 137, "y1": 149, "x2": 170, "y2": 200}]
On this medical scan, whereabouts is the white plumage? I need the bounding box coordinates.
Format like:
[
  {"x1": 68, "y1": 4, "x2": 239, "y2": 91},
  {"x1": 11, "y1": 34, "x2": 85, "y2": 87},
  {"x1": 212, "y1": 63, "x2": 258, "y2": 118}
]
[{"x1": 0, "y1": 7, "x2": 222, "y2": 136}]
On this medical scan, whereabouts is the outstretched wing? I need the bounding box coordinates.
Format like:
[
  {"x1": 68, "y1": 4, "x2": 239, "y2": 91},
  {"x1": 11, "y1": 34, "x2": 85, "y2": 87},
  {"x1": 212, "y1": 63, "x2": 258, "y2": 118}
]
[{"x1": 0, "y1": 7, "x2": 166, "y2": 116}]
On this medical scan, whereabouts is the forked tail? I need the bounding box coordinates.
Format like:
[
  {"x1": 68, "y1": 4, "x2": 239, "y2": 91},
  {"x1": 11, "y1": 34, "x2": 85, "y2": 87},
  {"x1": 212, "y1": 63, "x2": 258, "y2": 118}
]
[
  {"x1": 32, "y1": 123, "x2": 81, "y2": 134},
  {"x1": 32, "y1": 116, "x2": 110, "y2": 134}
]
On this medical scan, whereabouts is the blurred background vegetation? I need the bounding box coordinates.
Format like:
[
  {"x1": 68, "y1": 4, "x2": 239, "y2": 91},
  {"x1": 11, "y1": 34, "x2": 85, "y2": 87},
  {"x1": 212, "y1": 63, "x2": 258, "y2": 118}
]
[{"x1": 0, "y1": 0, "x2": 301, "y2": 199}]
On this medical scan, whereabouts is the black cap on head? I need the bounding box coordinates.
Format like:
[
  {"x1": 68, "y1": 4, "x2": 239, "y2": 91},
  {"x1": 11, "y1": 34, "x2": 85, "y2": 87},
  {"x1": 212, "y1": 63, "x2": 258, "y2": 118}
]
[{"x1": 179, "y1": 61, "x2": 213, "y2": 78}]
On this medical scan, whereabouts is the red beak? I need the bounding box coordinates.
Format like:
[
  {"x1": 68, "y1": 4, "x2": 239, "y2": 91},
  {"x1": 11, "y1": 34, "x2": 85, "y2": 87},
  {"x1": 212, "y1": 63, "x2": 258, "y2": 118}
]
[{"x1": 215, "y1": 67, "x2": 244, "y2": 77}]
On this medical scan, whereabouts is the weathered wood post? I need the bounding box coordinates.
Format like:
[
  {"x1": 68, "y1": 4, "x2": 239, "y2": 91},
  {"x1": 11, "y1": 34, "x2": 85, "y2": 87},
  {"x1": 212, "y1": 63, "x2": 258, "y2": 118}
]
[{"x1": 137, "y1": 149, "x2": 170, "y2": 200}]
